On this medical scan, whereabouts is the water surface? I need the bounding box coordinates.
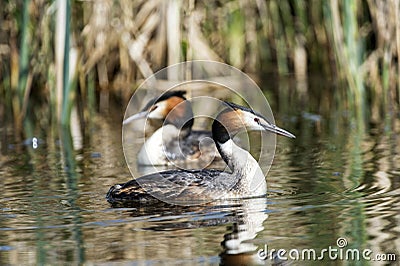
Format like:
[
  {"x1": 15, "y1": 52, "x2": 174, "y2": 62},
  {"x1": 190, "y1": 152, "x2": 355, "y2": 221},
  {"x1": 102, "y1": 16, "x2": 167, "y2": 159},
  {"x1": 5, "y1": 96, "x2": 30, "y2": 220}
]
[{"x1": 1, "y1": 78, "x2": 399, "y2": 265}]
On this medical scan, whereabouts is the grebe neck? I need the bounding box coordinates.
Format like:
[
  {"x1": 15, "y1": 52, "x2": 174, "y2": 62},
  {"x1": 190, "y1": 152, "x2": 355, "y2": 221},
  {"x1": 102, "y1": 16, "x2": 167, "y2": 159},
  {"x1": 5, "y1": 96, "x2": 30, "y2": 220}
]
[
  {"x1": 212, "y1": 120, "x2": 266, "y2": 196},
  {"x1": 137, "y1": 124, "x2": 180, "y2": 165}
]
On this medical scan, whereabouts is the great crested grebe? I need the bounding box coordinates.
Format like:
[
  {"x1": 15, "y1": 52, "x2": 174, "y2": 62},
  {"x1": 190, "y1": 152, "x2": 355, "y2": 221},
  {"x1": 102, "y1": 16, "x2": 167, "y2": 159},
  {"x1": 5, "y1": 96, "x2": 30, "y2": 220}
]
[
  {"x1": 108, "y1": 102, "x2": 295, "y2": 204},
  {"x1": 123, "y1": 90, "x2": 220, "y2": 166}
]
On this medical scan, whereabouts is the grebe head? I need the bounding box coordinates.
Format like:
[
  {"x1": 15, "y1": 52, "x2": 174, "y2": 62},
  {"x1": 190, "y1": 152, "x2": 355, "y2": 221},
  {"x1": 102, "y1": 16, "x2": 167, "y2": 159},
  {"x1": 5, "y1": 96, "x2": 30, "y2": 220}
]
[
  {"x1": 213, "y1": 102, "x2": 295, "y2": 143},
  {"x1": 123, "y1": 90, "x2": 194, "y2": 131}
]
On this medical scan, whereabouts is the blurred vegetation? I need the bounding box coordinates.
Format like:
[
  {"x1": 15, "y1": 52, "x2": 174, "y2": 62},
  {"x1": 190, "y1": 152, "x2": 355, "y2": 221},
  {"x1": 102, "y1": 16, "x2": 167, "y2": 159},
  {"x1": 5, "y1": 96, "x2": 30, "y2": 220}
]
[{"x1": 0, "y1": 0, "x2": 399, "y2": 141}]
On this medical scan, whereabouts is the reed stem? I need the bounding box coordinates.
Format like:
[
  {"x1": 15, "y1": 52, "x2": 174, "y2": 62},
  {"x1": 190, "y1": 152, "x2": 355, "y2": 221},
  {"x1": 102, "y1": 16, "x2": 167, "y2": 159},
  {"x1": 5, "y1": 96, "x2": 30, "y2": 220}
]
[
  {"x1": 61, "y1": 0, "x2": 71, "y2": 126},
  {"x1": 0, "y1": 0, "x2": 399, "y2": 137}
]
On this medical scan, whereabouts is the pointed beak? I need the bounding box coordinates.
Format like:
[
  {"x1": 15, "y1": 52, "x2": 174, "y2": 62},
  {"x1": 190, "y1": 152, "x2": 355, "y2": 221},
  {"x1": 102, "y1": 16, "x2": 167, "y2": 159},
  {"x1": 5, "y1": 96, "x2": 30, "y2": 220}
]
[
  {"x1": 123, "y1": 111, "x2": 149, "y2": 125},
  {"x1": 260, "y1": 122, "x2": 296, "y2": 139}
]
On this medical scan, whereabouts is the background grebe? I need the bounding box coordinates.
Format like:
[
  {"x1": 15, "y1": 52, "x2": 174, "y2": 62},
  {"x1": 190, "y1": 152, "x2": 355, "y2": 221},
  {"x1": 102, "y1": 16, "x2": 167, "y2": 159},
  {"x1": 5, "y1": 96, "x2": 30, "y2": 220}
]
[
  {"x1": 108, "y1": 102, "x2": 295, "y2": 204},
  {"x1": 123, "y1": 90, "x2": 221, "y2": 166}
]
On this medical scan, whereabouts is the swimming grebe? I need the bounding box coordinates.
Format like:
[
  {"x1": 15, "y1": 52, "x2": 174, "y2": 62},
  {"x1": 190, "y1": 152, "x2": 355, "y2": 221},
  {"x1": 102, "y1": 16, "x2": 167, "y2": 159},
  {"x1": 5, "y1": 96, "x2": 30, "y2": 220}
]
[
  {"x1": 108, "y1": 102, "x2": 295, "y2": 204},
  {"x1": 123, "y1": 90, "x2": 220, "y2": 166}
]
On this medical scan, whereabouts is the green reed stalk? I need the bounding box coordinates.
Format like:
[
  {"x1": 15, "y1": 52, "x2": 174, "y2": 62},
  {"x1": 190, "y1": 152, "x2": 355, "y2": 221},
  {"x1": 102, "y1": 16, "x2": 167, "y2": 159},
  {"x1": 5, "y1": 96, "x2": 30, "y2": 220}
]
[
  {"x1": 292, "y1": 0, "x2": 308, "y2": 81},
  {"x1": 343, "y1": 0, "x2": 364, "y2": 97},
  {"x1": 87, "y1": 70, "x2": 95, "y2": 120},
  {"x1": 269, "y1": 0, "x2": 288, "y2": 74},
  {"x1": 279, "y1": 0, "x2": 294, "y2": 47},
  {"x1": 227, "y1": 8, "x2": 244, "y2": 68},
  {"x1": 11, "y1": 0, "x2": 31, "y2": 140},
  {"x1": 18, "y1": 0, "x2": 30, "y2": 105},
  {"x1": 343, "y1": 0, "x2": 365, "y2": 128},
  {"x1": 325, "y1": 0, "x2": 366, "y2": 130},
  {"x1": 61, "y1": 0, "x2": 70, "y2": 125},
  {"x1": 60, "y1": 0, "x2": 74, "y2": 126}
]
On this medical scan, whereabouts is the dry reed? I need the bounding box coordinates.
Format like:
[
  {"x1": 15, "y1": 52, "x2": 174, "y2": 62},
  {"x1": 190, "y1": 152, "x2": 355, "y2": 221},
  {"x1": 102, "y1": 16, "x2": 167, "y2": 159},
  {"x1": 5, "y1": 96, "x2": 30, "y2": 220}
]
[{"x1": 0, "y1": 0, "x2": 399, "y2": 140}]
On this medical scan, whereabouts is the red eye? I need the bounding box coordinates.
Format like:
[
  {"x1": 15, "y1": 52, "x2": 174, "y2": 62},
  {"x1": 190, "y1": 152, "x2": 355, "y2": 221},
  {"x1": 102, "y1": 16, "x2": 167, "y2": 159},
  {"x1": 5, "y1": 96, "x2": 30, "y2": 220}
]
[{"x1": 254, "y1": 118, "x2": 260, "y2": 123}]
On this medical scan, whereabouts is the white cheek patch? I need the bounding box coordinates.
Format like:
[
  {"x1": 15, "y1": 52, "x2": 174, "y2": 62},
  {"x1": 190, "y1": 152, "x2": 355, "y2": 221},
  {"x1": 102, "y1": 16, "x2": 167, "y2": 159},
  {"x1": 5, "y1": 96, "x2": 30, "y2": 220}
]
[
  {"x1": 148, "y1": 101, "x2": 168, "y2": 119},
  {"x1": 242, "y1": 113, "x2": 264, "y2": 131}
]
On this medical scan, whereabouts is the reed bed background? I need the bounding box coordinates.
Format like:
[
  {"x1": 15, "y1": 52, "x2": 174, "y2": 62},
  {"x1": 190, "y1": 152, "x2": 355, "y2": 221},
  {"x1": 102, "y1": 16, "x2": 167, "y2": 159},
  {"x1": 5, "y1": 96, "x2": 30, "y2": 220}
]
[{"x1": 1, "y1": 0, "x2": 399, "y2": 142}]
